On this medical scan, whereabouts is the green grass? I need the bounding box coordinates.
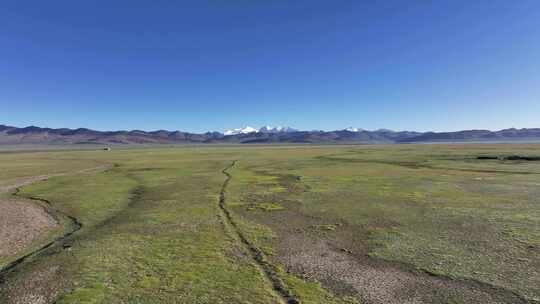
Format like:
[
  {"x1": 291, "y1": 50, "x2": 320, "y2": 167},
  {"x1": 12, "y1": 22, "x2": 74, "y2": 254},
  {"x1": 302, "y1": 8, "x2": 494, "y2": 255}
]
[
  {"x1": 1, "y1": 145, "x2": 540, "y2": 303},
  {"x1": 225, "y1": 144, "x2": 540, "y2": 302},
  {"x1": 1, "y1": 147, "x2": 355, "y2": 303},
  {"x1": 247, "y1": 202, "x2": 285, "y2": 212}
]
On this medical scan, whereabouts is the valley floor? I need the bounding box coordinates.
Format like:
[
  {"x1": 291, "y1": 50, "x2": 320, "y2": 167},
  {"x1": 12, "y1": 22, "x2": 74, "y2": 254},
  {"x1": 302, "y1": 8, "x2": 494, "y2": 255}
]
[{"x1": 0, "y1": 145, "x2": 539, "y2": 304}]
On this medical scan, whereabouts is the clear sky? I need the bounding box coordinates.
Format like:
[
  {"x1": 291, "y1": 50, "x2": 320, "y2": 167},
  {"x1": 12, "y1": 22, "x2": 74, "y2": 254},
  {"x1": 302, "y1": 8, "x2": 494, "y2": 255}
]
[{"x1": 1, "y1": 1, "x2": 539, "y2": 133}]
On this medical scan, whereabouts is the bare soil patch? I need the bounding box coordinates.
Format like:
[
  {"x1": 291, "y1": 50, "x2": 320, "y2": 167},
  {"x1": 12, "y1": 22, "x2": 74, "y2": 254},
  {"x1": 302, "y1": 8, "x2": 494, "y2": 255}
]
[
  {"x1": 0, "y1": 165, "x2": 111, "y2": 260},
  {"x1": 0, "y1": 200, "x2": 57, "y2": 258},
  {"x1": 238, "y1": 206, "x2": 528, "y2": 304},
  {"x1": 2, "y1": 264, "x2": 65, "y2": 304},
  {"x1": 0, "y1": 176, "x2": 57, "y2": 259}
]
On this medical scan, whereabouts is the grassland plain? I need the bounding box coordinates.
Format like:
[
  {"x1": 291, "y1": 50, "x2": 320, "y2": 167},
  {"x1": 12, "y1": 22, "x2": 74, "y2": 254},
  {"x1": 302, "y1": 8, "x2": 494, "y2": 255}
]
[
  {"x1": 0, "y1": 145, "x2": 539, "y2": 303},
  {"x1": 0, "y1": 151, "x2": 110, "y2": 271},
  {"x1": 224, "y1": 144, "x2": 540, "y2": 303},
  {"x1": 0, "y1": 147, "x2": 351, "y2": 304}
]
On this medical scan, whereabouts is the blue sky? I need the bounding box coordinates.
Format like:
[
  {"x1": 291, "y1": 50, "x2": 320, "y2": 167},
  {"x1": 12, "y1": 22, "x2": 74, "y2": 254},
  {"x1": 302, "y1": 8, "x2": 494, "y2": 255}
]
[{"x1": 1, "y1": 1, "x2": 539, "y2": 133}]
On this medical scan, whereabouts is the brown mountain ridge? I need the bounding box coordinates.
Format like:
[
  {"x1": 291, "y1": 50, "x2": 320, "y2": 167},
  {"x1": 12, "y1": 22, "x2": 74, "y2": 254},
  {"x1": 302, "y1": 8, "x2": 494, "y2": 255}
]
[{"x1": 1, "y1": 124, "x2": 540, "y2": 145}]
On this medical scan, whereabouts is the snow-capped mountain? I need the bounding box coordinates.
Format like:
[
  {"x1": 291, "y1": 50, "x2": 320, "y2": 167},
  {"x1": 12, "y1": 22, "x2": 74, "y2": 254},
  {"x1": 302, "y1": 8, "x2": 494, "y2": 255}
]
[
  {"x1": 259, "y1": 126, "x2": 298, "y2": 133},
  {"x1": 343, "y1": 127, "x2": 397, "y2": 133},
  {"x1": 224, "y1": 126, "x2": 258, "y2": 135},
  {"x1": 3, "y1": 124, "x2": 540, "y2": 144},
  {"x1": 224, "y1": 126, "x2": 298, "y2": 135}
]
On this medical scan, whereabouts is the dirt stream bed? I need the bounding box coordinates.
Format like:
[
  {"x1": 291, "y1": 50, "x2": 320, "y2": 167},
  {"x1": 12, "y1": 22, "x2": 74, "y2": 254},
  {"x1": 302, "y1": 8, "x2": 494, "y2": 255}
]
[
  {"x1": 0, "y1": 166, "x2": 110, "y2": 304},
  {"x1": 236, "y1": 206, "x2": 531, "y2": 304},
  {"x1": 0, "y1": 199, "x2": 57, "y2": 258},
  {"x1": 0, "y1": 176, "x2": 57, "y2": 259}
]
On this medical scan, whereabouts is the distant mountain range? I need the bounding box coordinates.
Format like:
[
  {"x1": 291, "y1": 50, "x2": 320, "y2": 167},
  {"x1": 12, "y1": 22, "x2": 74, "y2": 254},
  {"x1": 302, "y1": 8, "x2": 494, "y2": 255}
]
[
  {"x1": 1, "y1": 124, "x2": 540, "y2": 145},
  {"x1": 223, "y1": 126, "x2": 298, "y2": 135},
  {"x1": 224, "y1": 126, "x2": 298, "y2": 135}
]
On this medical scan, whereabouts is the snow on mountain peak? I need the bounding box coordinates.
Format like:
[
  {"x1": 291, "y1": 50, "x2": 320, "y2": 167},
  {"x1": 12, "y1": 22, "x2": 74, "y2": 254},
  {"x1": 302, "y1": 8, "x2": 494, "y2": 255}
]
[
  {"x1": 259, "y1": 126, "x2": 298, "y2": 133},
  {"x1": 258, "y1": 126, "x2": 273, "y2": 133},
  {"x1": 345, "y1": 127, "x2": 362, "y2": 132},
  {"x1": 224, "y1": 126, "x2": 258, "y2": 135},
  {"x1": 224, "y1": 126, "x2": 298, "y2": 135}
]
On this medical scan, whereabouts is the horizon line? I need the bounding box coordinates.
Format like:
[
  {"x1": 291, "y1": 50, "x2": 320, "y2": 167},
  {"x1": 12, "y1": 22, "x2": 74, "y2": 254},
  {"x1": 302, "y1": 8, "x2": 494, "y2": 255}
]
[{"x1": 1, "y1": 123, "x2": 538, "y2": 135}]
